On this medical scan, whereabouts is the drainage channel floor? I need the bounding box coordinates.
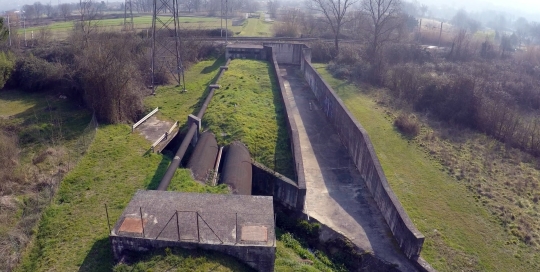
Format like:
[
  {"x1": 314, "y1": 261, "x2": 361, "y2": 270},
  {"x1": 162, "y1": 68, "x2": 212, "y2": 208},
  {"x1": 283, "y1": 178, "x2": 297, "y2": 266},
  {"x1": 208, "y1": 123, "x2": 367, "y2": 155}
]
[{"x1": 280, "y1": 65, "x2": 418, "y2": 271}]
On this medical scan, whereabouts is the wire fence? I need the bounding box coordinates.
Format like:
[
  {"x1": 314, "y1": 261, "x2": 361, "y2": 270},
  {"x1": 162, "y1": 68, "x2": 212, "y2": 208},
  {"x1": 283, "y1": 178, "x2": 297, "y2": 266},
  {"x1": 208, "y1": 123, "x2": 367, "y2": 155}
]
[{"x1": 112, "y1": 209, "x2": 275, "y2": 247}]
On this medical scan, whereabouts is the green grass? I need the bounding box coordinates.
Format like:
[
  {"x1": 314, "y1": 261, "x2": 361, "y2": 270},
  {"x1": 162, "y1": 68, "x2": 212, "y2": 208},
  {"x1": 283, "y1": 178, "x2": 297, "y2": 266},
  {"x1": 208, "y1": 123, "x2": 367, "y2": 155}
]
[
  {"x1": 145, "y1": 57, "x2": 225, "y2": 123},
  {"x1": 203, "y1": 59, "x2": 294, "y2": 178},
  {"x1": 313, "y1": 64, "x2": 539, "y2": 271},
  {"x1": 238, "y1": 13, "x2": 273, "y2": 37},
  {"x1": 24, "y1": 15, "x2": 245, "y2": 40}
]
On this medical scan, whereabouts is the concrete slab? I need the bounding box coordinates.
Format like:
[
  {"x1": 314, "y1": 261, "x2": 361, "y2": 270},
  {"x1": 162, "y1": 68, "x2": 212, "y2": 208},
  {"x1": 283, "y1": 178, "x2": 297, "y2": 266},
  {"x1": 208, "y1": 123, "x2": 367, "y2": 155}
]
[
  {"x1": 279, "y1": 65, "x2": 418, "y2": 271},
  {"x1": 136, "y1": 116, "x2": 173, "y2": 144},
  {"x1": 111, "y1": 190, "x2": 275, "y2": 247}
]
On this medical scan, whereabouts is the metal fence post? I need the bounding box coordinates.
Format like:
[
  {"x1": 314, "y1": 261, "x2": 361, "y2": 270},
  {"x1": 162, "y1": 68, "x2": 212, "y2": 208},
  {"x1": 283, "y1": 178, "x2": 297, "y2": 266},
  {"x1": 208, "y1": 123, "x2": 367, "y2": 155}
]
[
  {"x1": 176, "y1": 210, "x2": 180, "y2": 241},
  {"x1": 196, "y1": 211, "x2": 200, "y2": 243},
  {"x1": 105, "y1": 204, "x2": 111, "y2": 234},
  {"x1": 140, "y1": 207, "x2": 145, "y2": 238}
]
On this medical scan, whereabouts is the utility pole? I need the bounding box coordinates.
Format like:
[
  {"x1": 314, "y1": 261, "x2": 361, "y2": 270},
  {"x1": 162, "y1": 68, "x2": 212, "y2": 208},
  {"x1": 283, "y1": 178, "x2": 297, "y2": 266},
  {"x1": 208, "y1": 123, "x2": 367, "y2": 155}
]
[
  {"x1": 417, "y1": 18, "x2": 421, "y2": 42},
  {"x1": 7, "y1": 14, "x2": 11, "y2": 47},
  {"x1": 24, "y1": 16, "x2": 27, "y2": 47},
  {"x1": 225, "y1": 0, "x2": 228, "y2": 43},
  {"x1": 438, "y1": 21, "x2": 443, "y2": 47},
  {"x1": 220, "y1": 0, "x2": 223, "y2": 37}
]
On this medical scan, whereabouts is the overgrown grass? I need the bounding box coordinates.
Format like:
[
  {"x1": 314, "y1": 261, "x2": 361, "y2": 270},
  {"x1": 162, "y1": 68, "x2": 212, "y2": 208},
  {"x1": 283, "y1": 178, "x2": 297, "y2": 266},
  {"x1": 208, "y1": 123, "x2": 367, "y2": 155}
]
[
  {"x1": 203, "y1": 59, "x2": 294, "y2": 178},
  {"x1": 275, "y1": 230, "x2": 341, "y2": 272},
  {"x1": 113, "y1": 247, "x2": 253, "y2": 272},
  {"x1": 313, "y1": 64, "x2": 539, "y2": 271},
  {"x1": 238, "y1": 13, "x2": 273, "y2": 37},
  {"x1": 0, "y1": 89, "x2": 92, "y2": 271}
]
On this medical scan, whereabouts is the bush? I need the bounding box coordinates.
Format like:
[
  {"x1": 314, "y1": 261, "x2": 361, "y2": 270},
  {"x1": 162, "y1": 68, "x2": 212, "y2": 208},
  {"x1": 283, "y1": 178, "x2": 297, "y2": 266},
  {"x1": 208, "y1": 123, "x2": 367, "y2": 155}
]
[
  {"x1": 394, "y1": 113, "x2": 420, "y2": 137},
  {"x1": 0, "y1": 51, "x2": 15, "y2": 89},
  {"x1": 75, "y1": 33, "x2": 144, "y2": 123},
  {"x1": 10, "y1": 55, "x2": 64, "y2": 92}
]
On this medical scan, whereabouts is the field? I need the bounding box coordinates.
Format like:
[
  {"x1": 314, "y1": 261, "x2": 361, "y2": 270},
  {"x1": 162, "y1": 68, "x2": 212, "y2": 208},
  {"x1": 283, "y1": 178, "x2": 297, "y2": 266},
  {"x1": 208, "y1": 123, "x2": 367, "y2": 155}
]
[
  {"x1": 313, "y1": 64, "x2": 540, "y2": 271},
  {"x1": 20, "y1": 13, "x2": 273, "y2": 41}
]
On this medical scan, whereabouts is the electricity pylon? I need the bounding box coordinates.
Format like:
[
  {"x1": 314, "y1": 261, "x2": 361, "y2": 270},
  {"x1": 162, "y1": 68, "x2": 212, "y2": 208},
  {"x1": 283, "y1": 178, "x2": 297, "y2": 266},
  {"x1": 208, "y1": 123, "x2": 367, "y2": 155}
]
[
  {"x1": 123, "y1": 0, "x2": 134, "y2": 31},
  {"x1": 151, "y1": 0, "x2": 186, "y2": 94}
]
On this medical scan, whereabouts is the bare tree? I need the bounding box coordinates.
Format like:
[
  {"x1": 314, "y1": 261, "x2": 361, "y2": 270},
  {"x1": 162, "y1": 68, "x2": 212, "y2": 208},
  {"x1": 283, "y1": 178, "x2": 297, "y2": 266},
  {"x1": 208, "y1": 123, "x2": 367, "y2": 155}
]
[
  {"x1": 308, "y1": 0, "x2": 357, "y2": 54},
  {"x1": 361, "y1": 0, "x2": 402, "y2": 79},
  {"x1": 267, "y1": 0, "x2": 280, "y2": 18},
  {"x1": 34, "y1": 2, "x2": 44, "y2": 23},
  {"x1": 78, "y1": 0, "x2": 101, "y2": 45},
  {"x1": 23, "y1": 5, "x2": 37, "y2": 21},
  {"x1": 59, "y1": 4, "x2": 72, "y2": 21},
  {"x1": 45, "y1": 3, "x2": 54, "y2": 18}
]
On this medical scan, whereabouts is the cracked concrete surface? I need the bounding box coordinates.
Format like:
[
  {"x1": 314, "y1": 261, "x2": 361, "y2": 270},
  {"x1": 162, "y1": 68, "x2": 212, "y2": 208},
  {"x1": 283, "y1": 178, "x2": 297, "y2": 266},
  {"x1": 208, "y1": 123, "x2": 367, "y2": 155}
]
[{"x1": 280, "y1": 65, "x2": 418, "y2": 271}]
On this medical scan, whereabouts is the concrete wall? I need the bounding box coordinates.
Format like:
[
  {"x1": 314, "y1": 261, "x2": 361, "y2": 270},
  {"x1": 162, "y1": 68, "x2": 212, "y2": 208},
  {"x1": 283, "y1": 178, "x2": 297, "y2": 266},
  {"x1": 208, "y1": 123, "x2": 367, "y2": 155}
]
[
  {"x1": 226, "y1": 47, "x2": 267, "y2": 60},
  {"x1": 265, "y1": 45, "x2": 307, "y2": 211},
  {"x1": 300, "y1": 50, "x2": 426, "y2": 260},
  {"x1": 263, "y1": 43, "x2": 305, "y2": 65},
  {"x1": 252, "y1": 161, "x2": 300, "y2": 210},
  {"x1": 110, "y1": 236, "x2": 275, "y2": 272}
]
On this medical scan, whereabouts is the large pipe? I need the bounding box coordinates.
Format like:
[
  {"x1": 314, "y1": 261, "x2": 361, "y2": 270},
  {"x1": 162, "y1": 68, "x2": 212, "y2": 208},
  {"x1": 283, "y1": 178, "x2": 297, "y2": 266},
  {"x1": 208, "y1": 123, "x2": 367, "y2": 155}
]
[
  {"x1": 221, "y1": 141, "x2": 252, "y2": 195},
  {"x1": 187, "y1": 132, "x2": 219, "y2": 183},
  {"x1": 157, "y1": 59, "x2": 231, "y2": 191}
]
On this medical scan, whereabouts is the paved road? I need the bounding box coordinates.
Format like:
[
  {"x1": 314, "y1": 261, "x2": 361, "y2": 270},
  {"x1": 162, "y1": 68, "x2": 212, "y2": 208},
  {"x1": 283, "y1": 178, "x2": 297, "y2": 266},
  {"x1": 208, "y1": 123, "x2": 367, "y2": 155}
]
[{"x1": 279, "y1": 65, "x2": 418, "y2": 271}]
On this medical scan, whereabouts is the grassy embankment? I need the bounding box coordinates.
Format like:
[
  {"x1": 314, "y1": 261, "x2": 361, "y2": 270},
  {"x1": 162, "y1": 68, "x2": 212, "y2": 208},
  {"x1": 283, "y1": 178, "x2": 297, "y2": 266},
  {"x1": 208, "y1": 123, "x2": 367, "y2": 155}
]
[
  {"x1": 17, "y1": 59, "x2": 232, "y2": 272},
  {"x1": 0, "y1": 90, "x2": 92, "y2": 270},
  {"x1": 17, "y1": 58, "x2": 331, "y2": 271},
  {"x1": 313, "y1": 64, "x2": 539, "y2": 271},
  {"x1": 203, "y1": 59, "x2": 294, "y2": 178}
]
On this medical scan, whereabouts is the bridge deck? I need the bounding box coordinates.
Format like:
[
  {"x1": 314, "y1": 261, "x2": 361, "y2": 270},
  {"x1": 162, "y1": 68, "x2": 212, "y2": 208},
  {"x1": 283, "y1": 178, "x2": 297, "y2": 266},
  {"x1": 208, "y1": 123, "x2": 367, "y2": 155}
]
[{"x1": 280, "y1": 65, "x2": 418, "y2": 271}]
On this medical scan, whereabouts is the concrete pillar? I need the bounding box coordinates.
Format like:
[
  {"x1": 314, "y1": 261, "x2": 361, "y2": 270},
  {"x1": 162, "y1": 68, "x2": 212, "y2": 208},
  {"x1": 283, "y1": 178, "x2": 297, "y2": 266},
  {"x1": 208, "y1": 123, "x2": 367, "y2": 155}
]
[{"x1": 188, "y1": 114, "x2": 201, "y2": 146}]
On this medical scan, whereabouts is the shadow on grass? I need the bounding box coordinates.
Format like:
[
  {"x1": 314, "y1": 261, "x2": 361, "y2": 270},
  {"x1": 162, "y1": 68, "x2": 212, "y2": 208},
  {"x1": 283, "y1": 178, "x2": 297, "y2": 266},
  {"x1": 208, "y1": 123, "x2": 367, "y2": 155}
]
[
  {"x1": 201, "y1": 55, "x2": 225, "y2": 74},
  {"x1": 78, "y1": 237, "x2": 114, "y2": 272},
  {"x1": 1, "y1": 90, "x2": 92, "y2": 146},
  {"x1": 267, "y1": 64, "x2": 295, "y2": 180},
  {"x1": 146, "y1": 155, "x2": 173, "y2": 190},
  {"x1": 189, "y1": 56, "x2": 227, "y2": 116}
]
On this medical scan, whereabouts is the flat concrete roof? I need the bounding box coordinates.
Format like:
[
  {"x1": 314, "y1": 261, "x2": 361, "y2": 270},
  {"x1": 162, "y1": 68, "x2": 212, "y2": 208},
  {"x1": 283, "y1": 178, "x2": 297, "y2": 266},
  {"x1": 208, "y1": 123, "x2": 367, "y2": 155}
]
[
  {"x1": 226, "y1": 44, "x2": 264, "y2": 49},
  {"x1": 111, "y1": 190, "x2": 275, "y2": 246}
]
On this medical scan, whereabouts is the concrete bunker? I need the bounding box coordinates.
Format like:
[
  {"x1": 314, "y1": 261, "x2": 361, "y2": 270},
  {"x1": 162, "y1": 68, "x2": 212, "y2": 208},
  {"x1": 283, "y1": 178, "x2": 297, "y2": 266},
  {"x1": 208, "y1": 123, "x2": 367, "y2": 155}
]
[{"x1": 110, "y1": 190, "x2": 276, "y2": 272}]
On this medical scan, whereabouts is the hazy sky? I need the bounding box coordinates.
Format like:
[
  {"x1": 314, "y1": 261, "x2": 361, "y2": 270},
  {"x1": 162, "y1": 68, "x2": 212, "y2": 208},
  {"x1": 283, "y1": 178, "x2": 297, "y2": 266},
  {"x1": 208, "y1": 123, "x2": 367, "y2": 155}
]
[{"x1": 1, "y1": 0, "x2": 539, "y2": 19}]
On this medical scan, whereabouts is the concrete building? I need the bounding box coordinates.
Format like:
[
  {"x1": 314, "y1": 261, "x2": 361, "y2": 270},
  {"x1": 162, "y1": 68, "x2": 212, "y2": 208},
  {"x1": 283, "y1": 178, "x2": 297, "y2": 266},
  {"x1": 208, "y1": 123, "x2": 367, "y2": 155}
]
[{"x1": 110, "y1": 190, "x2": 276, "y2": 271}]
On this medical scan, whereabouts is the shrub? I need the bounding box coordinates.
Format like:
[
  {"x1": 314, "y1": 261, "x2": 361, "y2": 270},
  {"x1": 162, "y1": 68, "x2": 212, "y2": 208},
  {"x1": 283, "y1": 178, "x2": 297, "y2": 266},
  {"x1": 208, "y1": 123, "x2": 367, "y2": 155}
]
[
  {"x1": 0, "y1": 51, "x2": 14, "y2": 89},
  {"x1": 10, "y1": 55, "x2": 64, "y2": 92},
  {"x1": 394, "y1": 113, "x2": 420, "y2": 137},
  {"x1": 75, "y1": 33, "x2": 144, "y2": 123}
]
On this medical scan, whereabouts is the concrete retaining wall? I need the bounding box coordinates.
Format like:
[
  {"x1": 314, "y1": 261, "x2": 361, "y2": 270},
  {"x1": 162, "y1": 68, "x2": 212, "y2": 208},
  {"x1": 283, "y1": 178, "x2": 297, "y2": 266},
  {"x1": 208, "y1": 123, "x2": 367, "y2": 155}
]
[
  {"x1": 265, "y1": 45, "x2": 306, "y2": 211},
  {"x1": 300, "y1": 51, "x2": 425, "y2": 260},
  {"x1": 252, "y1": 161, "x2": 300, "y2": 210},
  {"x1": 110, "y1": 236, "x2": 275, "y2": 272},
  {"x1": 264, "y1": 43, "x2": 305, "y2": 65}
]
